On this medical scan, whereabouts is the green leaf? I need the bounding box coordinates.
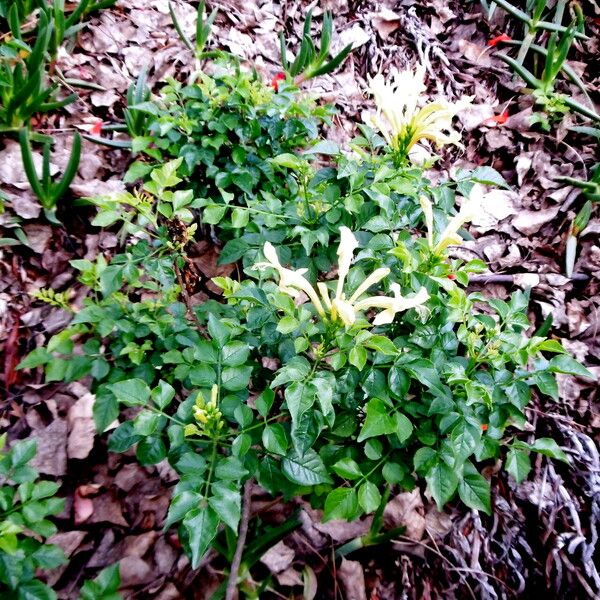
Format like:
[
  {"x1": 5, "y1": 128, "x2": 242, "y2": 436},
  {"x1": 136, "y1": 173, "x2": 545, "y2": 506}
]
[
  {"x1": 136, "y1": 436, "x2": 166, "y2": 465},
  {"x1": 271, "y1": 356, "x2": 311, "y2": 387},
  {"x1": 527, "y1": 438, "x2": 569, "y2": 462},
  {"x1": 357, "y1": 398, "x2": 395, "y2": 442},
  {"x1": 425, "y1": 461, "x2": 458, "y2": 509},
  {"x1": 255, "y1": 388, "x2": 275, "y2": 418},
  {"x1": 93, "y1": 394, "x2": 118, "y2": 433},
  {"x1": 331, "y1": 458, "x2": 362, "y2": 480},
  {"x1": 221, "y1": 366, "x2": 252, "y2": 391},
  {"x1": 285, "y1": 381, "x2": 317, "y2": 425},
  {"x1": 394, "y1": 412, "x2": 413, "y2": 444},
  {"x1": 532, "y1": 371, "x2": 559, "y2": 401},
  {"x1": 458, "y1": 464, "x2": 491, "y2": 514},
  {"x1": 204, "y1": 203, "x2": 228, "y2": 224},
  {"x1": 469, "y1": 166, "x2": 509, "y2": 189},
  {"x1": 262, "y1": 424, "x2": 288, "y2": 456},
  {"x1": 270, "y1": 153, "x2": 304, "y2": 169},
  {"x1": 358, "y1": 481, "x2": 381, "y2": 513},
  {"x1": 349, "y1": 346, "x2": 367, "y2": 370},
  {"x1": 17, "y1": 348, "x2": 51, "y2": 370},
  {"x1": 215, "y1": 457, "x2": 248, "y2": 480},
  {"x1": 506, "y1": 449, "x2": 530, "y2": 484},
  {"x1": 165, "y1": 490, "x2": 202, "y2": 529},
  {"x1": 363, "y1": 335, "x2": 398, "y2": 356},
  {"x1": 183, "y1": 506, "x2": 219, "y2": 568},
  {"x1": 323, "y1": 487, "x2": 358, "y2": 521},
  {"x1": 221, "y1": 341, "x2": 250, "y2": 367},
  {"x1": 207, "y1": 313, "x2": 230, "y2": 346},
  {"x1": 108, "y1": 378, "x2": 150, "y2": 406},
  {"x1": 80, "y1": 563, "x2": 121, "y2": 599},
  {"x1": 133, "y1": 410, "x2": 161, "y2": 436},
  {"x1": 208, "y1": 482, "x2": 241, "y2": 531},
  {"x1": 548, "y1": 355, "x2": 593, "y2": 379},
  {"x1": 108, "y1": 422, "x2": 142, "y2": 453},
  {"x1": 217, "y1": 239, "x2": 249, "y2": 265},
  {"x1": 282, "y1": 449, "x2": 332, "y2": 485},
  {"x1": 537, "y1": 339, "x2": 567, "y2": 354},
  {"x1": 382, "y1": 462, "x2": 406, "y2": 484},
  {"x1": 14, "y1": 579, "x2": 57, "y2": 600},
  {"x1": 276, "y1": 316, "x2": 299, "y2": 334},
  {"x1": 152, "y1": 380, "x2": 176, "y2": 410}
]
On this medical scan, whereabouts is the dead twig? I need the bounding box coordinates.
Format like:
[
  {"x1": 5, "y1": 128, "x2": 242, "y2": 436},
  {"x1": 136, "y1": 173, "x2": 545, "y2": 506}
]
[{"x1": 225, "y1": 479, "x2": 253, "y2": 600}]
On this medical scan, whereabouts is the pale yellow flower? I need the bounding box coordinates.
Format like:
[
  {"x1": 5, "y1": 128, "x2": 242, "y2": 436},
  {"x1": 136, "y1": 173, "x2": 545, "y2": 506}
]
[
  {"x1": 419, "y1": 196, "x2": 434, "y2": 247},
  {"x1": 433, "y1": 198, "x2": 478, "y2": 253},
  {"x1": 418, "y1": 195, "x2": 477, "y2": 254},
  {"x1": 255, "y1": 228, "x2": 429, "y2": 327},
  {"x1": 367, "y1": 65, "x2": 469, "y2": 159},
  {"x1": 255, "y1": 242, "x2": 326, "y2": 316},
  {"x1": 355, "y1": 285, "x2": 431, "y2": 326}
]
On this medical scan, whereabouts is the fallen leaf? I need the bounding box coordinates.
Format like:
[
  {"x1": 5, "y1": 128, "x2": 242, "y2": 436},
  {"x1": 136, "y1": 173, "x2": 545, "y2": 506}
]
[
  {"x1": 338, "y1": 558, "x2": 367, "y2": 600},
  {"x1": 67, "y1": 391, "x2": 96, "y2": 459},
  {"x1": 31, "y1": 418, "x2": 68, "y2": 476},
  {"x1": 260, "y1": 540, "x2": 295, "y2": 574},
  {"x1": 74, "y1": 486, "x2": 96, "y2": 524},
  {"x1": 383, "y1": 489, "x2": 425, "y2": 541}
]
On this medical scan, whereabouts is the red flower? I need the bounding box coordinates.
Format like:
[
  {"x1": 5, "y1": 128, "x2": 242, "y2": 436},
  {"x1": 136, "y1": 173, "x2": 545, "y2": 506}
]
[
  {"x1": 270, "y1": 72, "x2": 286, "y2": 92},
  {"x1": 90, "y1": 120, "x2": 103, "y2": 136},
  {"x1": 447, "y1": 274, "x2": 456, "y2": 280},
  {"x1": 484, "y1": 110, "x2": 509, "y2": 126},
  {"x1": 481, "y1": 424, "x2": 488, "y2": 431},
  {"x1": 488, "y1": 33, "x2": 512, "y2": 46}
]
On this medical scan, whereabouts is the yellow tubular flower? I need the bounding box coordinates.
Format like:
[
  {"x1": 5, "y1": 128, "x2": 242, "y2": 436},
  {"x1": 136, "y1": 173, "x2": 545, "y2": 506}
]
[
  {"x1": 366, "y1": 65, "x2": 469, "y2": 159},
  {"x1": 255, "y1": 228, "x2": 429, "y2": 328},
  {"x1": 356, "y1": 285, "x2": 430, "y2": 326},
  {"x1": 419, "y1": 196, "x2": 434, "y2": 248},
  {"x1": 433, "y1": 198, "x2": 478, "y2": 254},
  {"x1": 255, "y1": 242, "x2": 326, "y2": 316}
]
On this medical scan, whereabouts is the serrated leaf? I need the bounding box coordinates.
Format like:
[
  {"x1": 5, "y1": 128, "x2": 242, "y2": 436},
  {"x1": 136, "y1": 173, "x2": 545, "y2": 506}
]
[
  {"x1": 208, "y1": 481, "x2": 241, "y2": 531},
  {"x1": 357, "y1": 398, "x2": 395, "y2": 442},
  {"x1": 425, "y1": 461, "x2": 458, "y2": 509},
  {"x1": 506, "y1": 448, "x2": 530, "y2": 484},
  {"x1": 548, "y1": 355, "x2": 593, "y2": 379},
  {"x1": 358, "y1": 481, "x2": 381, "y2": 513},
  {"x1": 324, "y1": 487, "x2": 358, "y2": 521},
  {"x1": 331, "y1": 458, "x2": 362, "y2": 480},
  {"x1": 165, "y1": 491, "x2": 202, "y2": 529},
  {"x1": 458, "y1": 465, "x2": 491, "y2": 514},
  {"x1": 282, "y1": 449, "x2": 331, "y2": 485},
  {"x1": 108, "y1": 378, "x2": 150, "y2": 406},
  {"x1": 183, "y1": 506, "x2": 219, "y2": 568}
]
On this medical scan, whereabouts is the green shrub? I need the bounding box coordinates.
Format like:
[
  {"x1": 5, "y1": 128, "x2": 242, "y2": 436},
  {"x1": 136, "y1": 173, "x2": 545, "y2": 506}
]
[{"x1": 0, "y1": 435, "x2": 66, "y2": 599}]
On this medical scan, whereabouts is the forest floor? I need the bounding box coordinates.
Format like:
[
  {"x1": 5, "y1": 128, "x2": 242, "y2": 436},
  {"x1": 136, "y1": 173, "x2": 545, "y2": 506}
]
[{"x1": 1, "y1": 0, "x2": 599, "y2": 598}]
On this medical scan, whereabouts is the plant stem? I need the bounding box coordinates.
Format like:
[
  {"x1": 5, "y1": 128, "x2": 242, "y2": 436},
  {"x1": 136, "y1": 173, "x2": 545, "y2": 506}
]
[{"x1": 225, "y1": 478, "x2": 253, "y2": 600}]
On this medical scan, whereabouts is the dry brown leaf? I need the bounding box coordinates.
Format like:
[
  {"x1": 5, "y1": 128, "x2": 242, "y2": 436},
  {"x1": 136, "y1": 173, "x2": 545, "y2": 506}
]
[
  {"x1": 31, "y1": 418, "x2": 68, "y2": 476},
  {"x1": 371, "y1": 8, "x2": 401, "y2": 40},
  {"x1": 260, "y1": 541, "x2": 295, "y2": 574},
  {"x1": 384, "y1": 489, "x2": 425, "y2": 541},
  {"x1": 67, "y1": 389, "x2": 96, "y2": 460},
  {"x1": 338, "y1": 558, "x2": 367, "y2": 600}
]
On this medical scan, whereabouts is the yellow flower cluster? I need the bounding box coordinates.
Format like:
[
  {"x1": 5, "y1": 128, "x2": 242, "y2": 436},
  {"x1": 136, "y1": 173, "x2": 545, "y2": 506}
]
[
  {"x1": 184, "y1": 385, "x2": 224, "y2": 438},
  {"x1": 419, "y1": 195, "x2": 478, "y2": 253},
  {"x1": 254, "y1": 227, "x2": 429, "y2": 327},
  {"x1": 366, "y1": 64, "x2": 470, "y2": 160}
]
